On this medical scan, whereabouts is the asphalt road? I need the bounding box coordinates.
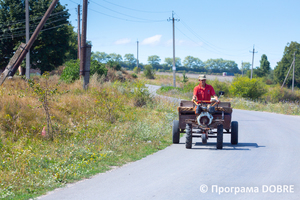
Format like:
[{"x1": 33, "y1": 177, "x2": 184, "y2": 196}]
[{"x1": 38, "y1": 86, "x2": 300, "y2": 200}]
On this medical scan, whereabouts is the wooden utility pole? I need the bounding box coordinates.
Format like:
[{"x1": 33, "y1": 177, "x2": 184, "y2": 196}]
[
  {"x1": 80, "y1": 0, "x2": 88, "y2": 89},
  {"x1": 77, "y1": 4, "x2": 81, "y2": 60},
  {"x1": 249, "y1": 45, "x2": 258, "y2": 79},
  {"x1": 292, "y1": 52, "x2": 296, "y2": 92},
  {"x1": 281, "y1": 51, "x2": 296, "y2": 90},
  {"x1": 25, "y1": 0, "x2": 30, "y2": 79},
  {"x1": 0, "y1": 0, "x2": 59, "y2": 85},
  {"x1": 136, "y1": 40, "x2": 139, "y2": 69},
  {"x1": 168, "y1": 11, "x2": 179, "y2": 87}
]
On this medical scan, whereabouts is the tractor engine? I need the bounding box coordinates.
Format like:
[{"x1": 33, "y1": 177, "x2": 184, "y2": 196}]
[
  {"x1": 197, "y1": 112, "x2": 213, "y2": 127},
  {"x1": 195, "y1": 105, "x2": 215, "y2": 127}
]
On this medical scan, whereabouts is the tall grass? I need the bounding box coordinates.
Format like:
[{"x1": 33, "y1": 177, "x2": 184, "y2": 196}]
[{"x1": 0, "y1": 75, "x2": 177, "y2": 199}]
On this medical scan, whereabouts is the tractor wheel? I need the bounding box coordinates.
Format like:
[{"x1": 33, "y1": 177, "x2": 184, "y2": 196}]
[
  {"x1": 202, "y1": 133, "x2": 207, "y2": 144},
  {"x1": 185, "y1": 123, "x2": 192, "y2": 149},
  {"x1": 217, "y1": 124, "x2": 223, "y2": 149},
  {"x1": 172, "y1": 120, "x2": 180, "y2": 144},
  {"x1": 231, "y1": 121, "x2": 238, "y2": 145}
]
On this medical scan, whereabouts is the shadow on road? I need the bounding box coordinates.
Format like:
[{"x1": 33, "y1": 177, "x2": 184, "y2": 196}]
[{"x1": 186, "y1": 142, "x2": 266, "y2": 150}]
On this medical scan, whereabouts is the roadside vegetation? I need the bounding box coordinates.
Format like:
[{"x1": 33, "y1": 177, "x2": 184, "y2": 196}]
[
  {"x1": 154, "y1": 74, "x2": 300, "y2": 116},
  {"x1": 0, "y1": 70, "x2": 177, "y2": 199}
]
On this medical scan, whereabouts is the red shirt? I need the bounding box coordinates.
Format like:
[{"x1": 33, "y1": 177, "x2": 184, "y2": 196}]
[{"x1": 193, "y1": 84, "x2": 215, "y2": 101}]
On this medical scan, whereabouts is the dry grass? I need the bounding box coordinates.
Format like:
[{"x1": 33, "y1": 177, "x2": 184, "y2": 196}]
[{"x1": 0, "y1": 76, "x2": 177, "y2": 199}]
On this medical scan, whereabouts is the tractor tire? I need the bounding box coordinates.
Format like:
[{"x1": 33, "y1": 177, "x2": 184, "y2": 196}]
[
  {"x1": 172, "y1": 120, "x2": 180, "y2": 144},
  {"x1": 185, "y1": 123, "x2": 192, "y2": 149},
  {"x1": 217, "y1": 124, "x2": 223, "y2": 149},
  {"x1": 231, "y1": 121, "x2": 238, "y2": 145},
  {"x1": 202, "y1": 133, "x2": 207, "y2": 144}
]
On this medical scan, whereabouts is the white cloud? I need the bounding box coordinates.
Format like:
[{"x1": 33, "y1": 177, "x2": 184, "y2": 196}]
[
  {"x1": 114, "y1": 38, "x2": 131, "y2": 45},
  {"x1": 141, "y1": 35, "x2": 162, "y2": 45}
]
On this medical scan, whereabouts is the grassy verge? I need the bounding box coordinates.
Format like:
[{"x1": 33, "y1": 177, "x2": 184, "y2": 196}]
[{"x1": 0, "y1": 75, "x2": 177, "y2": 199}]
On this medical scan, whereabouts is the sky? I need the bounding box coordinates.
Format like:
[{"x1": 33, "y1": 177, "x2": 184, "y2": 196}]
[{"x1": 59, "y1": 0, "x2": 300, "y2": 69}]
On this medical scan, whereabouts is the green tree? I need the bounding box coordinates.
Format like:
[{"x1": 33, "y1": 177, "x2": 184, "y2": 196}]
[
  {"x1": 183, "y1": 56, "x2": 204, "y2": 70},
  {"x1": 0, "y1": 0, "x2": 76, "y2": 72},
  {"x1": 241, "y1": 62, "x2": 251, "y2": 75},
  {"x1": 259, "y1": 54, "x2": 270, "y2": 77},
  {"x1": 274, "y1": 41, "x2": 300, "y2": 88},
  {"x1": 147, "y1": 55, "x2": 161, "y2": 67},
  {"x1": 108, "y1": 53, "x2": 122, "y2": 63},
  {"x1": 164, "y1": 57, "x2": 181, "y2": 67},
  {"x1": 143, "y1": 64, "x2": 155, "y2": 79},
  {"x1": 124, "y1": 53, "x2": 136, "y2": 67},
  {"x1": 92, "y1": 51, "x2": 109, "y2": 63}
]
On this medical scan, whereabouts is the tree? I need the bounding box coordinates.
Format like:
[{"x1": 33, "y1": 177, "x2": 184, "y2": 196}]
[
  {"x1": 147, "y1": 55, "x2": 161, "y2": 67},
  {"x1": 92, "y1": 51, "x2": 109, "y2": 63},
  {"x1": 164, "y1": 57, "x2": 181, "y2": 67},
  {"x1": 0, "y1": 0, "x2": 76, "y2": 73},
  {"x1": 205, "y1": 58, "x2": 239, "y2": 74},
  {"x1": 108, "y1": 53, "x2": 122, "y2": 63},
  {"x1": 274, "y1": 41, "x2": 300, "y2": 88},
  {"x1": 259, "y1": 54, "x2": 270, "y2": 77},
  {"x1": 183, "y1": 56, "x2": 204, "y2": 70},
  {"x1": 124, "y1": 53, "x2": 136, "y2": 67},
  {"x1": 241, "y1": 62, "x2": 251, "y2": 75}
]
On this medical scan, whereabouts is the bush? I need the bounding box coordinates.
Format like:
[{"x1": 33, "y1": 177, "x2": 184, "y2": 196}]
[
  {"x1": 133, "y1": 66, "x2": 141, "y2": 74},
  {"x1": 131, "y1": 73, "x2": 138, "y2": 78},
  {"x1": 143, "y1": 65, "x2": 155, "y2": 79},
  {"x1": 60, "y1": 59, "x2": 107, "y2": 83},
  {"x1": 209, "y1": 79, "x2": 230, "y2": 97},
  {"x1": 230, "y1": 76, "x2": 267, "y2": 100},
  {"x1": 60, "y1": 59, "x2": 80, "y2": 83},
  {"x1": 265, "y1": 85, "x2": 300, "y2": 103}
]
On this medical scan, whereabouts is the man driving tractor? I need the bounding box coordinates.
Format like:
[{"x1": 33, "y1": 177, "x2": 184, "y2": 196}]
[{"x1": 192, "y1": 74, "x2": 219, "y2": 103}]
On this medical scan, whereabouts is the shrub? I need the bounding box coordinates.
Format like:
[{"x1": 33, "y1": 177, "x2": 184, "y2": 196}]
[
  {"x1": 131, "y1": 73, "x2": 138, "y2": 78},
  {"x1": 230, "y1": 76, "x2": 267, "y2": 100},
  {"x1": 60, "y1": 59, "x2": 107, "y2": 83},
  {"x1": 265, "y1": 85, "x2": 300, "y2": 103},
  {"x1": 143, "y1": 65, "x2": 155, "y2": 79},
  {"x1": 133, "y1": 67, "x2": 141, "y2": 74},
  {"x1": 209, "y1": 79, "x2": 230, "y2": 97}
]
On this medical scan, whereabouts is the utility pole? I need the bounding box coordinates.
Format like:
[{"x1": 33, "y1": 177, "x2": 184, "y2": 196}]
[
  {"x1": 25, "y1": 0, "x2": 30, "y2": 79},
  {"x1": 249, "y1": 45, "x2": 258, "y2": 79},
  {"x1": 281, "y1": 52, "x2": 296, "y2": 90},
  {"x1": 168, "y1": 11, "x2": 179, "y2": 87},
  {"x1": 77, "y1": 4, "x2": 81, "y2": 60},
  {"x1": 80, "y1": 0, "x2": 88, "y2": 89},
  {"x1": 137, "y1": 40, "x2": 139, "y2": 69},
  {"x1": 2, "y1": 0, "x2": 59, "y2": 82},
  {"x1": 292, "y1": 51, "x2": 296, "y2": 92},
  {"x1": 241, "y1": 61, "x2": 243, "y2": 76}
]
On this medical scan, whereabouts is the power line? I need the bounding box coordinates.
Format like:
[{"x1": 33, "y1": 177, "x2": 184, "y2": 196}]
[
  {"x1": 88, "y1": 8, "x2": 165, "y2": 23},
  {"x1": 101, "y1": 0, "x2": 169, "y2": 13},
  {"x1": 89, "y1": 0, "x2": 165, "y2": 22}
]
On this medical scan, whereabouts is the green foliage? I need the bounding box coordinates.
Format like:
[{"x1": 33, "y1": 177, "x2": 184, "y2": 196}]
[
  {"x1": 164, "y1": 57, "x2": 181, "y2": 67},
  {"x1": 181, "y1": 72, "x2": 188, "y2": 83},
  {"x1": 60, "y1": 59, "x2": 108, "y2": 83},
  {"x1": 143, "y1": 65, "x2": 155, "y2": 79},
  {"x1": 147, "y1": 55, "x2": 161, "y2": 67},
  {"x1": 60, "y1": 60, "x2": 80, "y2": 83},
  {"x1": 274, "y1": 41, "x2": 300, "y2": 88},
  {"x1": 106, "y1": 60, "x2": 121, "y2": 71},
  {"x1": 264, "y1": 85, "x2": 300, "y2": 103},
  {"x1": 230, "y1": 76, "x2": 267, "y2": 99},
  {"x1": 131, "y1": 73, "x2": 138, "y2": 78},
  {"x1": 133, "y1": 66, "x2": 141, "y2": 74},
  {"x1": 209, "y1": 79, "x2": 230, "y2": 96},
  {"x1": 132, "y1": 80, "x2": 152, "y2": 107}
]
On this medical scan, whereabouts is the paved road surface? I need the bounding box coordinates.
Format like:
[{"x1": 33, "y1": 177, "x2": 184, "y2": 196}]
[{"x1": 39, "y1": 86, "x2": 300, "y2": 200}]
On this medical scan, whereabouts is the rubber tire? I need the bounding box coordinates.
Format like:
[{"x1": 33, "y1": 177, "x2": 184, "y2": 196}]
[
  {"x1": 216, "y1": 124, "x2": 223, "y2": 149},
  {"x1": 231, "y1": 121, "x2": 238, "y2": 145},
  {"x1": 202, "y1": 133, "x2": 207, "y2": 144},
  {"x1": 172, "y1": 120, "x2": 180, "y2": 144},
  {"x1": 185, "y1": 123, "x2": 192, "y2": 149}
]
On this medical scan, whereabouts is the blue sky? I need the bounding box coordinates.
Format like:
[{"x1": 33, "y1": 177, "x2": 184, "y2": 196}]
[{"x1": 60, "y1": 0, "x2": 300, "y2": 69}]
